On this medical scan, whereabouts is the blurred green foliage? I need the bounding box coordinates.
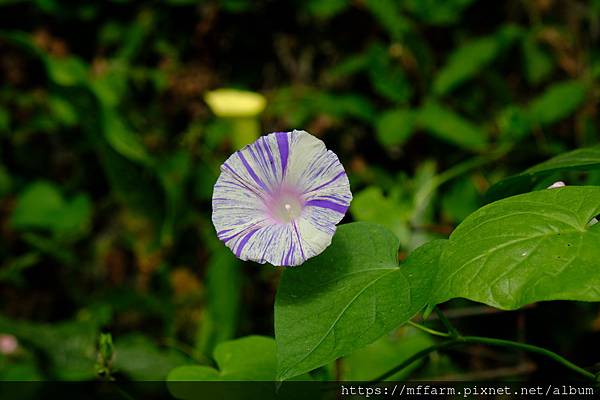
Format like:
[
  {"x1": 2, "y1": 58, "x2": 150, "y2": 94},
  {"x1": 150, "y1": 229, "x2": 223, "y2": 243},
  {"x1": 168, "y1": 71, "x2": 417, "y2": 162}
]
[{"x1": 0, "y1": 0, "x2": 599, "y2": 382}]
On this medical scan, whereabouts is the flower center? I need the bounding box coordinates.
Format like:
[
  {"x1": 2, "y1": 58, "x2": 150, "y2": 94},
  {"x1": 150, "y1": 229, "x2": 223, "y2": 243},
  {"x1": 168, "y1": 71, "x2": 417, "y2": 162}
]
[{"x1": 267, "y1": 187, "x2": 304, "y2": 223}]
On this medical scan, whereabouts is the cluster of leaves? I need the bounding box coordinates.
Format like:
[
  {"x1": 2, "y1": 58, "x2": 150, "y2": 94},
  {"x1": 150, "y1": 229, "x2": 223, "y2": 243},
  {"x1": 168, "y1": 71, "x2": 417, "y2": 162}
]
[{"x1": 1, "y1": 0, "x2": 599, "y2": 385}]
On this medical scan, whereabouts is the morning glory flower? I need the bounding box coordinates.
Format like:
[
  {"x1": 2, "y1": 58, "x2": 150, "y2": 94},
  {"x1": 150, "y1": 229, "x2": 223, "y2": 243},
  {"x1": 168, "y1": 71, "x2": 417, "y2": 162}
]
[{"x1": 212, "y1": 130, "x2": 352, "y2": 266}]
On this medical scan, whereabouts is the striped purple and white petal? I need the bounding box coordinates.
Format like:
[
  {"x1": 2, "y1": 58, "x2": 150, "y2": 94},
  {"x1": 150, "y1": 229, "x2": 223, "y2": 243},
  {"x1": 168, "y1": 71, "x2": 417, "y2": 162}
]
[{"x1": 212, "y1": 129, "x2": 352, "y2": 266}]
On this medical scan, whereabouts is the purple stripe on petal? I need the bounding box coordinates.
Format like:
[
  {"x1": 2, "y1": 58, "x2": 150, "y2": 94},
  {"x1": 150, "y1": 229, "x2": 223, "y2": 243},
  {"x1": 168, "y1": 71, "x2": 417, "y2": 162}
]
[
  {"x1": 223, "y1": 164, "x2": 263, "y2": 198},
  {"x1": 260, "y1": 232, "x2": 275, "y2": 263},
  {"x1": 320, "y1": 195, "x2": 347, "y2": 201},
  {"x1": 276, "y1": 132, "x2": 289, "y2": 177},
  {"x1": 285, "y1": 242, "x2": 294, "y2": 266},
  {"x1": 304, "y1": 171, "x2": 346, "y2": 194},
  {"x1": 248, "y1": 144, "x2": 272, "y2": 185},
  {"x1": 223, "y1": 230, "x2": 243, "y2": 244},
  {"x1": 235, "y1": 228, "x2": 260, "y2": 257},
  {"x1": 292, "y1": 221, "x2": 306, "y2": 260},
  {"x1": 261, "y1": 137, "x2": 277, "y2": 177},
  {"x1": 222, "y1": 219, "x2": 267, "y2": 243},
  {"x1": 238, "y1": 152, "x2": 269, "y2": 193},
  {"x1": 305, "y1": 199, "x2": 348, "y2": 214}
]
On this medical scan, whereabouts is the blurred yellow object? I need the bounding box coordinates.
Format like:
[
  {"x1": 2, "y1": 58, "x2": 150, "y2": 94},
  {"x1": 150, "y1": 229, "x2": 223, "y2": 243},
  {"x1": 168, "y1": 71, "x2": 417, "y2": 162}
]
[{"x1": 204, "y1": 88, "x2": 266, "y2": 118}]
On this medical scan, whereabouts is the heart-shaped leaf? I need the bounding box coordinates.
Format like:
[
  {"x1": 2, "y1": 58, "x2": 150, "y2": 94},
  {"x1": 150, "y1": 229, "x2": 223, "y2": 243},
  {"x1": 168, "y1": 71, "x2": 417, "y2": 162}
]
[
  {"x1": 168, "y1": 336, "x2": 314, "y2": 400},
  {"x1": 167, "y1": 336, "x2": 276, "y2": 382},
  {"x1": 432, "y1": 186, "x2": 600, "y2": 310},
  {"x1": 487, "y1": 145, "x2": 600, "y2": 200},
  {"x1": 275, "y1": 222, "x2": 445, "y2": 380}
]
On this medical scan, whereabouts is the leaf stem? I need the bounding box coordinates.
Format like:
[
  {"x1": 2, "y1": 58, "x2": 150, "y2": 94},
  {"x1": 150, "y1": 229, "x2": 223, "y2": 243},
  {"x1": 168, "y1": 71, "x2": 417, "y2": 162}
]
[
  {"x1": 369, "y1": 335, "x2": 596, "y2": 383},
  {"x1": 407, "y1": 321, "x2": 451, "y2": 338},
  {"x1": 434, "y1": 307, "x2": 460, "y2": 338}
]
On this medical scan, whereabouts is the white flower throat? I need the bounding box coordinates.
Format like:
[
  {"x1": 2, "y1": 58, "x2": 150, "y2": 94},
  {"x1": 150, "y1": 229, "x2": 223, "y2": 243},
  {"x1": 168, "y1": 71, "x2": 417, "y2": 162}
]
[{"x1": 271, "y1": 193, "x2": 304, "y2": 223}]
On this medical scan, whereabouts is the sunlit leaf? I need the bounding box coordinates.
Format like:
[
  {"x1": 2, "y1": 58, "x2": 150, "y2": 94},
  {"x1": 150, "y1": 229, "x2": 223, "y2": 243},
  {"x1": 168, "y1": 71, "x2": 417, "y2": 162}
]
[
  {"x1": 432, "y1": 186, "x2": 600, "y2": 310},
  {"x1": 275, "y1": 222, "x2": 446, "y2": 380}
]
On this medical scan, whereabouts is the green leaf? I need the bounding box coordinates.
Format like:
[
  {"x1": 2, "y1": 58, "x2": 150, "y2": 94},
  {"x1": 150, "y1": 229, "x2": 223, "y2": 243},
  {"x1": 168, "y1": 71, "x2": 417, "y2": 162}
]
[
  {"x1": 521, "y1": 33, "x2": 554, "y2": 86},
  {"x1": 441, "y1": 176, "x2": 482, "y2": 223},
  {"x1": 433, "y1": 36, "x2": 499, "y2": 95},
  {"x1": 196, "y1": 247, "x2": 242, "y2": 355},
  {"x1": 113, "y1": 334, "x2": 190, "y2": 380},
  {"x1": 275, "y1": 222, "x2": 446, "y2": 380},
  {"x1": 402, "y1": 0, "x2": 475, "y2": 26},
  {"x1": 48, "y1": 95, "x2": 79, "y2": 127},
  {"x1": 46, "y1": 57, "x2": 89, "y2": 87},
  {"x1": 324, "y1": 53, "x2": 369, "y2": 83},
  {"x1": 487, "y1": 145, "x2": 600, "y2": 200},
  {"x1": 157, "y1": 150, "x2": 192, "y2": 245},
  {"x1": 367, "y1": 44, "x2": 412, "y2": 103},
  {"x1": 305, "y1": 0, "x2": 348, "y2": 18},
  {"x1": 343, "y1": 327, "x2": 434, "y2": 380},
  {"x1": 350, "y1": 187, "x2": 411, "y2": 246},
  {"x1": 11, "y1": 182, "x2": 63, "y2": 228},
  {"x1": 313, "y1": 92, "x2": 376, "y2": 122},
  {"x1": 376, "y1": 109, "x2": 417, "y2": 147},
  {"x1": 0, "y1": 315, "x2": 100, "y2": 380},
  {"x1": 268, "y1": 88, "x2": 375, "y2": 125},
  {"x1": 0, "y1": 107, "x2": 11, "y2": 132},
  {"x1": 497, "y1": 106, "x2": 532, "y2": 141},
  {"x1": 417, "y1": 102, "x2": 487, "y2": 151},
  {"x1": 0, "y1": 164, "x2": 11, "y2": 197},
  {"x1": 103, "y1": 110, "x2": 152, "y2": 166},
  {"x1": 168, "y1": 336, "x2": 313, "y2": 399},
  {"x1": 10, "y1": 181, "x2": 92, "y2": 237},
  {"x1": 528, "y1": 80, "x2": 587, "y2": 126},
  {"x1": 432, "y1": 186, "x2": 600, "y2": 310},
  {"x1": 363, "y1": 0, "x2": 411, "y2": 40},
  {"x1": 169, "y1": 336, "x2": 276, "y2": 381},
  {"x1": 99, "y1": 142, "x2": 166, "y2": 226}
]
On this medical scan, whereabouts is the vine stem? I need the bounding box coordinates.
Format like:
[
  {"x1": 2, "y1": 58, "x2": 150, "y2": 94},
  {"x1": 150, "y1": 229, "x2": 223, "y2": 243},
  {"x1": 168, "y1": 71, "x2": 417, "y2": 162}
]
[
  {"x1": 407, "y1": 321, "x2": 451, "y2": 338},
  {"x1": 369, "y1": 335, "x2": 597, "y2": 383}
]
